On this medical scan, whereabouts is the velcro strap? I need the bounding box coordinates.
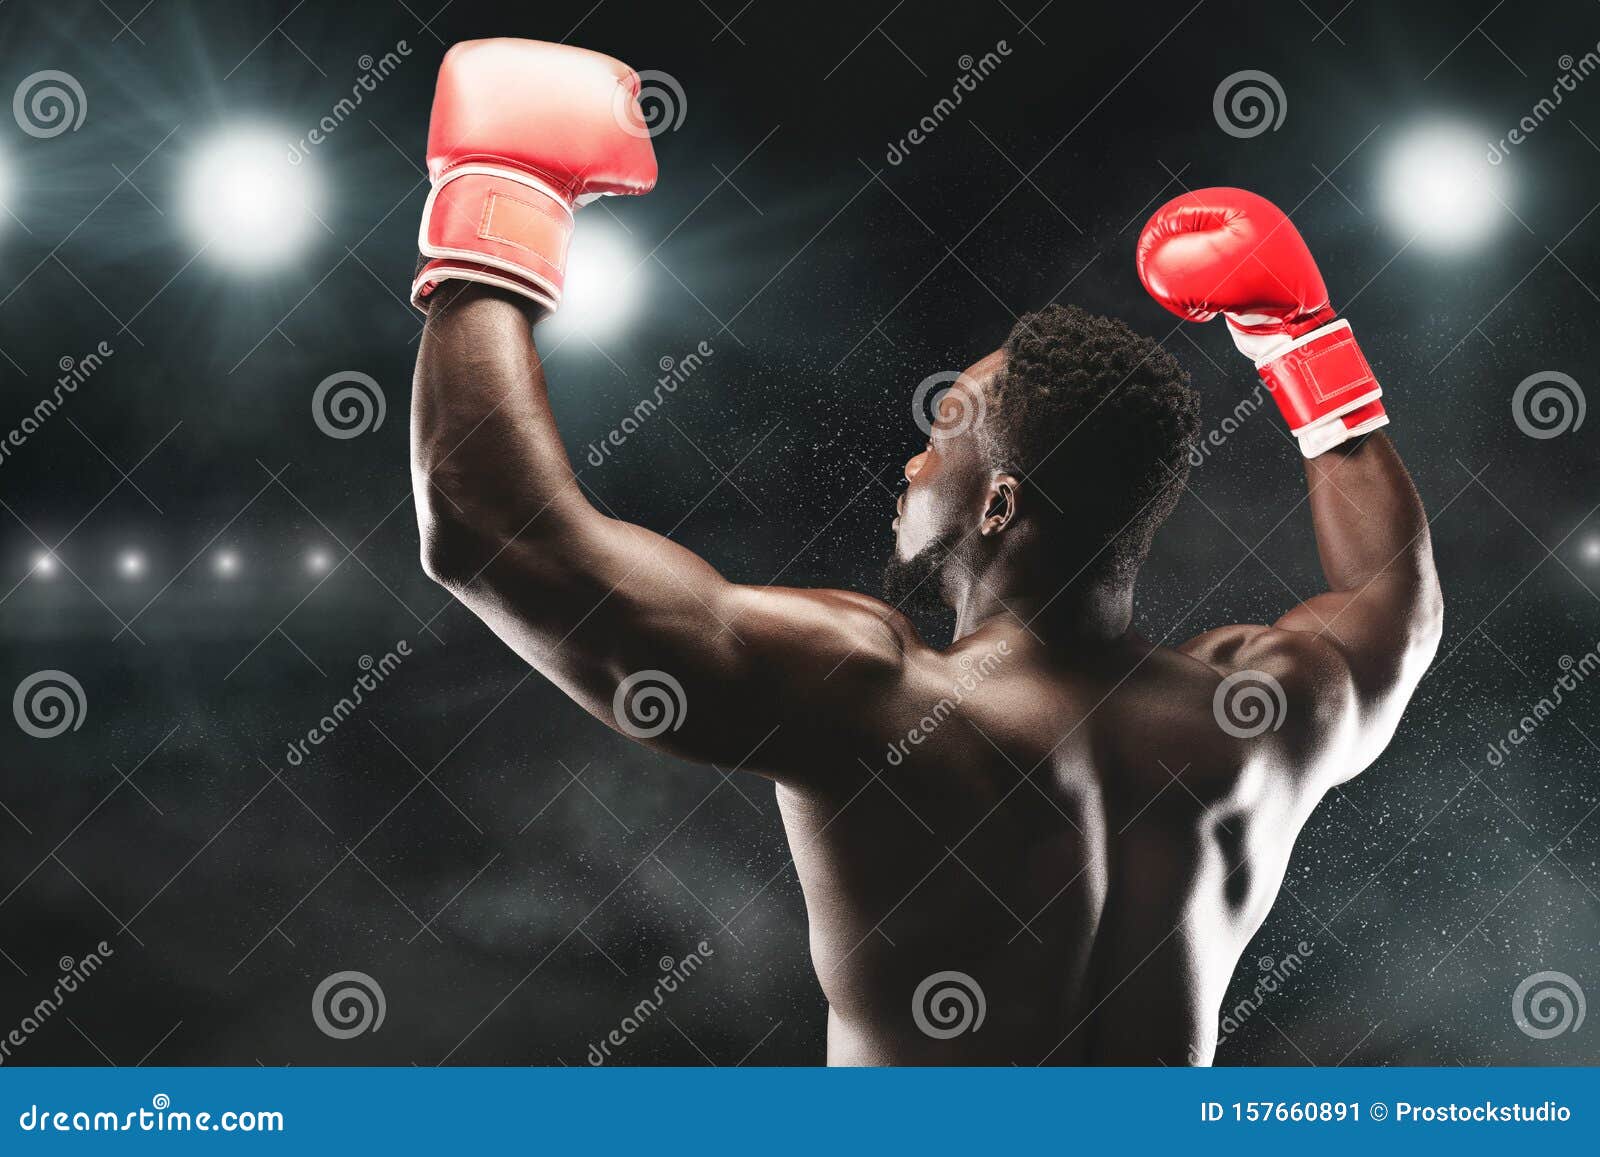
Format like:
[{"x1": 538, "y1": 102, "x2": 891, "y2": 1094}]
[
  {"x1": 1259, "y1": 323, "x2": 1379, "y2": 432},
  {"x1": 480, "y1": 190, "x2": 571, "y2": 266},
  {"x1": 419, "y1": 168, "x2": 574, "y2": 289}
]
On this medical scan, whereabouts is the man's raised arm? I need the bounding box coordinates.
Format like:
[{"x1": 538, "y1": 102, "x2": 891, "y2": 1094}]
[
  {"x1": 1137, "y1": 188, "x2": 1442, "y2": 780},
  {"x1": 407, "y1": 40, "x2": 911, "y2": 778}
]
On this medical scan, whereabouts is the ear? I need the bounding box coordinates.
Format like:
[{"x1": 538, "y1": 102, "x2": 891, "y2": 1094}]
[{"x1": 980, "y1": 473, "x2": 1021, "y2": 537}]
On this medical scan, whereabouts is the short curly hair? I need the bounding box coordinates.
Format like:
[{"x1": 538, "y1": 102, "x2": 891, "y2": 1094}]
[{"x1": 981, "y1": 304, "x2": 1200, "y2": 584}]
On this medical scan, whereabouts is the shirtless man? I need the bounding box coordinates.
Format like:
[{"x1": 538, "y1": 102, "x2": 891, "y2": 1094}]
[{"x1": 409, "y1": 40, "x2": 1442, "y2": 1065}]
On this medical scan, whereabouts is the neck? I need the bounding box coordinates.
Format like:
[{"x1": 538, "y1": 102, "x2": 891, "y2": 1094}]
[{"x1": 950, "y1": 573, "x2": 1134, "y2": 648}]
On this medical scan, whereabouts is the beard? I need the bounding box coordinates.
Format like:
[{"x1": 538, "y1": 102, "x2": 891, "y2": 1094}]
[{"x1": 881, "y1": 530, "x2": 960, "y2": 618}]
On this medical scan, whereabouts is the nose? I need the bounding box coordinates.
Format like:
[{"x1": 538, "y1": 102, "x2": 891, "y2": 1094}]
[{"x1": 903, "y1": 450, "x2": 927, "y2": 483}]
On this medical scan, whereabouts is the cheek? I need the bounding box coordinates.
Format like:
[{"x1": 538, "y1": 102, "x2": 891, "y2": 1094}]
[{"x1": 915, "y1": 454, "x2": 978, "y2": 518}]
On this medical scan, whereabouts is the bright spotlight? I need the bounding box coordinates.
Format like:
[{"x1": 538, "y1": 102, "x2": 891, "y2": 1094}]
[
  {"x1": 1380, "y1": 122, "x2": 1508, "y2": 252},
  {"x1": 118, "y1": 550, "x2": 146, "y2": 579},
  {"x1": 30, "y1": 551, "x2": 57, "y2": 578},
  {"x1": 306, "y1": 548, "x2": 331, "y2": 574},
  {"x1": 213, "y1": 548, "x2": 240, "y2": 578},
  {"x1": 184, "y1": 126, "x2": 320, "y2": 270},
  {"x1": 548, "y1": 225, "x2": 643, "y2": 341},
  {"x1": 1581, "y1": 535, "x2": 1600, "y2": 565}
]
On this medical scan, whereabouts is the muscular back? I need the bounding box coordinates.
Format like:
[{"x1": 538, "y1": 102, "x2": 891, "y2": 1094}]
[
  {"x1": 777, "y1": 631, "x2": 1315, "y2": 1066},
  {"x1": 412, "y1": 288, "x2": 1441, "y2": 1067}
]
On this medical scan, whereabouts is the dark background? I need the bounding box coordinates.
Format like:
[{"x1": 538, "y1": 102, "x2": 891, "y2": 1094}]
[{"x1": 1, "y1": 0, "x2": 1597, "y2": 1065}]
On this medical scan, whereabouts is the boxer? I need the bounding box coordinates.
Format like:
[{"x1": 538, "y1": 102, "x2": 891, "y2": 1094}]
[{"x1": 409, "y1": 39, "x2": 1441, "y2": 1064}]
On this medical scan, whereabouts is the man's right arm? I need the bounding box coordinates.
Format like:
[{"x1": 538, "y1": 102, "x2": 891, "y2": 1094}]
[
  {"x1": 1181, "y1": 433, "x2": 1441, "y2": 783},
  {"x1": 1138, "y1": 188, "x2": 1442, "y2": 784}
]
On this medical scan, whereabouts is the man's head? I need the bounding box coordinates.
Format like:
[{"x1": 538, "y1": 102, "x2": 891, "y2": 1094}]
[{"x1": 885, "y1": 304, "x2": 1199, "y2": 616}]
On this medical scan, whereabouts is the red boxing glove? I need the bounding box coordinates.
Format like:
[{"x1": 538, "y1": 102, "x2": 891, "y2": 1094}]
[
  {"x1": 1136, "y1": 187, "x2": 1387, "y2": 457},
  {"x1": 412, "y1": 39, "x2": 659, "y2": 313}
]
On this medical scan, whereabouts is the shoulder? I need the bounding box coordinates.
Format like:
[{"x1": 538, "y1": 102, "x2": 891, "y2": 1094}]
[
  {"x1": 1180, "y1": 625, "x2": 1352, "y2": 705},
  {"x1": 717, "y1": 585, "x2": 926, "y2": 678},
  {"x1": 1175, "y1": 625, "x2": 1358, "y2": 768}
]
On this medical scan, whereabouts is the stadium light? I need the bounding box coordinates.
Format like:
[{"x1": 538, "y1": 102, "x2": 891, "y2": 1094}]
[{"x1": 184, "y1": 125, "x2": 320, "y2": 270}]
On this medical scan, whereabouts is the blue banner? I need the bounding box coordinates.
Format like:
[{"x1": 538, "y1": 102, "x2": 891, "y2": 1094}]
[{"x1": 0, "y1": 1067, "x2": 1595, "y2": 1151}]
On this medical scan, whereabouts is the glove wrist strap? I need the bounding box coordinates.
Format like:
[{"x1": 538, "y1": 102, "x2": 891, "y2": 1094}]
[
  {"x1": 1257, "y1": 319, "x2": 1388, "y2": 456},
  {"x1": 413, "y1": 166, "x2": 574, "y2": 312}
]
